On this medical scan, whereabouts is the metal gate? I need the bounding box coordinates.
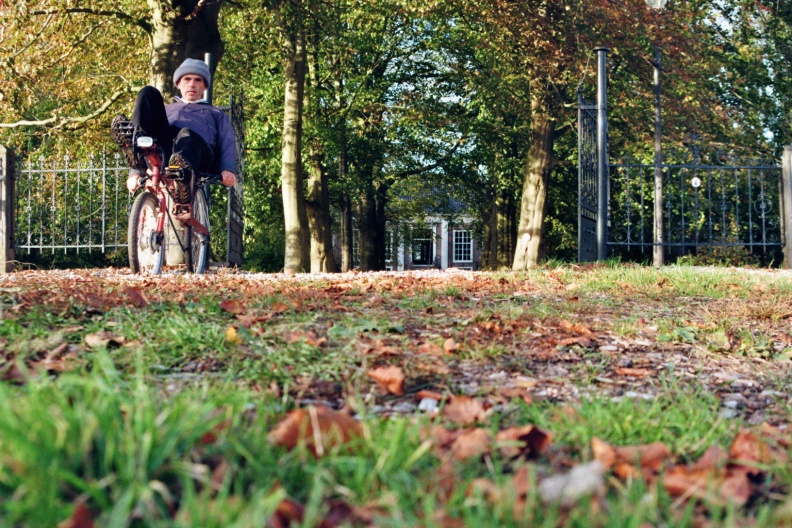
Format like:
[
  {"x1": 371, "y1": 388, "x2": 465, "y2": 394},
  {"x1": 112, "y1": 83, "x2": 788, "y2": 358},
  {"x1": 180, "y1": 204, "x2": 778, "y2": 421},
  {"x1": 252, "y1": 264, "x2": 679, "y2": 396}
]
[
  {"x1": 578, "y1": 91, "x2": 598, "y2": 262},
  {"x1": 609, "y1": 141, "x2": 783, "y2": 265},
  {"x1": 577, "y1": 48, "x2": 791, "y2": 267}
]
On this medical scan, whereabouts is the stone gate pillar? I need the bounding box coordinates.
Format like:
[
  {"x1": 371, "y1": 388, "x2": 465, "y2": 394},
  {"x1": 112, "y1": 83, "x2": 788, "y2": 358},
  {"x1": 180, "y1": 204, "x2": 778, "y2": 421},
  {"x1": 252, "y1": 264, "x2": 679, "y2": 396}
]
[{"x1": 0, "y1": 145, "x2": 14, "y2": 273}]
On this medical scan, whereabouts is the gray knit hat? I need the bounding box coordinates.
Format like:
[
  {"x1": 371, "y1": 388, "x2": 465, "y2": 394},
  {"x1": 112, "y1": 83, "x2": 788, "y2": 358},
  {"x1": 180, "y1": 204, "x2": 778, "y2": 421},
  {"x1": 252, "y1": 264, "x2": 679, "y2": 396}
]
[{"x1": 173, "y1": 58, "x2": 211, "y2": 88}]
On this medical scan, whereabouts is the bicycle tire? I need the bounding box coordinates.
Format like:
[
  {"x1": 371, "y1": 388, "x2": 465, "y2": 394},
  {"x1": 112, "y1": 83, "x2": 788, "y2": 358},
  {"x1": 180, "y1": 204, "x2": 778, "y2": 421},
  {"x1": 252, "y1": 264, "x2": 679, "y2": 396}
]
[
  {"x1": 128, "y1": 192, "x2": 164, "y2": 275},
  {"x1": 187, "y1": 187, "x2": 210, "y2": 274}
]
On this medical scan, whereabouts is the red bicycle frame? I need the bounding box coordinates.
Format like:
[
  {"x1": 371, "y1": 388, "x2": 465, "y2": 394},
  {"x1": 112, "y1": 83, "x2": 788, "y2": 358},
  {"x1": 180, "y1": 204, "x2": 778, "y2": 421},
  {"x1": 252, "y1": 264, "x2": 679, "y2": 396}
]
[{"x1": 138, "y1": 142, "x2": 209, "y2": 237}]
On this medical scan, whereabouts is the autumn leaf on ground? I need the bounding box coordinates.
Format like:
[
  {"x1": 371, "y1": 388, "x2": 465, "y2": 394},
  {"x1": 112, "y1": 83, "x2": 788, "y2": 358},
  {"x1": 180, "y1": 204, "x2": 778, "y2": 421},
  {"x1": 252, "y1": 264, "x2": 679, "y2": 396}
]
[
  {"x1": 466, "y1": 478, "x2": 502, "y2": 503},
  {"x1": 220, "y1": 299, "x2": 246, "y2": 315},
  {"x1": 615, "y1": 367, "x2": 652, "y2": 377},
  {"x1": 0, "y1": 362, "x2": 25, "y2": 383},
  {"x1": 30, "y1": 342, "x2": 80, "y2": 374},
  {"x1": 320, "y1": 499, "x2": 380, "y2": 528},
  {"x1": 268, "y1": 406, "x2": 362, "y2": 457},
  {"x1": 267, "y1": 498, "x2": 304, "y2": 528},
  {"x1": 496, "y1": 425, "x2": 551, "y2": 459},
  {"x1": 123, "y1": 286, "x2": 149, "y2": 308},
  {"x1": 415, "y1": 341, "x2": 444, "y2": 355},
  {"x1": 662, "y1": 445, "x2": 747, "y2": 506},
  {"x1": 84, "y1": 331, "x2": 126, "y2": 349},
  {"x1": 443, "y1": 395, "x2": 490, "y2": 425},
  {"x1": 269, "y1": 301, "x2": 291, "y2": 315},
  {"x1": 57, "y1": 502, "x2": 94, "y2": 528},
  {"x1": 284, "y1": 330, "x2": 327, "y2": 348},
  {"x1": 443, "y1": 338, "x2": 459, "y2": 354},
  {"x1": 367, "y1": 365, "x2": 405, "y2": 395},
  {"x1": 416, "y1": 389, "x2": 445, "y2": 402},
  {"x1": 450, "y1": 428, "x2": 492, "y2": 461},
  {"x1": 592, "y1": 437, "x2": 672, "y2": 480},
  {"x1": 225, "y1": 326, "x2": 243, "y2": 345},
  {"x1": 558, "y1": 319, "x2": 594, "y2": 336},
  {"x1": 729, "y1": 429, "x2": 776, "y2": 472}
]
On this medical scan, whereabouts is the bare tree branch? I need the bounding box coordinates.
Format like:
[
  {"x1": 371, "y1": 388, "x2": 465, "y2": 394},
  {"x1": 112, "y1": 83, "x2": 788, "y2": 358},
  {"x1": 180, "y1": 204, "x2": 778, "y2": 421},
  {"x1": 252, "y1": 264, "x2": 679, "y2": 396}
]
[
  {"x1": 31, "y1": 7, "x2": 152, "y2": 33},
  {"x1": 12, "y1": 13, "x2": 55, "y2": 59},
  {"x1": 44, "y1": 19, "x2": 111, "y2": 70},
  {"x1": 0, "y1": 86, "x2": 142, "y2": 130}
]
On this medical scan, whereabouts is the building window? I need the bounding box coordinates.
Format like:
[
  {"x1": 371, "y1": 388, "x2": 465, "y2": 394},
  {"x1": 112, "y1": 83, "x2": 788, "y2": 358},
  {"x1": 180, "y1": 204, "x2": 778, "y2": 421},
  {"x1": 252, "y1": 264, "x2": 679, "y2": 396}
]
[
  {"x1": 453, "y1": 230, "x2": 472, "y2": 262},
  {"x1": 412, "y1": 228, "x2": 433, "y2": 265},
  {"x1": 385, "y1": 231, "x2": 393, "y2": 263}
]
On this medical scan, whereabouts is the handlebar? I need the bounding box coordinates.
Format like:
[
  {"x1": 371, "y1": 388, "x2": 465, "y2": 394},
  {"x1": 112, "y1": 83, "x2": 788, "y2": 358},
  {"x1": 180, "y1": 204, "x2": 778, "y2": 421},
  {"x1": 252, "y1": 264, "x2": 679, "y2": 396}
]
[{"x1": 197, "y1": 172, "x2": 224, "y2": 185}]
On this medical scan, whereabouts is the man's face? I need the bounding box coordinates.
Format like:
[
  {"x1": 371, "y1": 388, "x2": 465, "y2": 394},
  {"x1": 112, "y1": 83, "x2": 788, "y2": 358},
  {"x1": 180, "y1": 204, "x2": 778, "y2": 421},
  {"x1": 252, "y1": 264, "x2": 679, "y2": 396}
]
[{"x1": 177, "y1": 74, "x2": 207, "y2": 102}]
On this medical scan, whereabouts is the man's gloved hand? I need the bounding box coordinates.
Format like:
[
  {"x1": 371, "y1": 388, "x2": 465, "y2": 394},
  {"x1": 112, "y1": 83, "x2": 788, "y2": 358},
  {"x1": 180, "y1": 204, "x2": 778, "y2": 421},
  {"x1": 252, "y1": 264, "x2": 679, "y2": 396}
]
[{"x1": 221, "y1": 171, "x2": 237, "y2": 187}]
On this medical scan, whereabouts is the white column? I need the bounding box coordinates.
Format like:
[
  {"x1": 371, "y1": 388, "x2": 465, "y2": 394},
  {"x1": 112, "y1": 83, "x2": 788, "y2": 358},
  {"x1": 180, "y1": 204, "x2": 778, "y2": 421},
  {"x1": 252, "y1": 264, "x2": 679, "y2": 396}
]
[{"x1": 440, "y1": 220, "x2": 449, "y2": 270}]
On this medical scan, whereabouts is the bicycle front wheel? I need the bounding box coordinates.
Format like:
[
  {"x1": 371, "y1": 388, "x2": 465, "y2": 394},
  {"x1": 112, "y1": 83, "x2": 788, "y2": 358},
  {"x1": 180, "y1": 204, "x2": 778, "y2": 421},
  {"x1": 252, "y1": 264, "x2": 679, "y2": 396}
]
[
  {"x1": 128, "y1": 191, "x2": 164, "y2": 275},
  {"x1": 187, "y1": 188, "x2": 210, "y2": 274}
]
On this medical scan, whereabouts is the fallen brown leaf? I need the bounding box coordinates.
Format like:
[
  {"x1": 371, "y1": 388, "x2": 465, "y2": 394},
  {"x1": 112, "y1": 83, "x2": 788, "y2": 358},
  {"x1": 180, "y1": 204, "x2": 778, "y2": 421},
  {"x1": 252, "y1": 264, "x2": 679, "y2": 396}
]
[
  {"x1": 592, "y1": 437, "x2": 672, "y2": 480},
  {"x1": 123, "y1": 286, "x2": 149, "y2": 308},
  {"x1": 496, "y1": 425, "x2": 551, "y2": 459},
  {"x1": 615, "y1": 367, "x2": 652, "y2": 377},
  {"x1": 416, "y1": 389, "x2": 445, "y2": 402},
  {"x1": 367, "y1": 365, "x2": 406, "y2": 396},
  {"x1": 57, "y1": 502, "x2": 94, "y2": 528},
  {"x1": 267, "y1": 498, "x2": 304, "y2": 528},
  {"x1": 84, "y1": 331, "x2": 125, "y2": 349},
  {"x1": 443, "y1": 338, "x2": 459, "y2": 354},
  {"x1": 220, "y1": 299, "x2": 246, "y2": 315},
  {"x1": 729, "y1": 429, "x2": 774, "y2": 474},
  {"x1": 443, "y1": 395, "x2": 490, "y2": 426},
  {"x1": 450, "y1": 428, "x2": 491, "y2": 461},
  {"x1": 268, "y1": 406, "x2": 362, "y2": 457}
]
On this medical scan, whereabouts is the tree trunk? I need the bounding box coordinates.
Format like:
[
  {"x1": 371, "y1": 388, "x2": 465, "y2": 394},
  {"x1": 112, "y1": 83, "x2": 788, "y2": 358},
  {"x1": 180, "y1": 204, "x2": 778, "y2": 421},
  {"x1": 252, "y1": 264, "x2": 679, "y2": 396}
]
[
  {"x1": 513, "y1": 100, "x2": 555, "y2": 270},
  {"x1": 280, "y1": 28, "x2": 310, "y2": 272},
  {"x1": 374, "y1": 182, "x2": 388, "y2": 270},
  {"x1": 147, "y1": 0, "x2": 225, "y2": 95},
  {"x1": 483, "y1": 184, "x2": 516, "y2": 270},
  {"x1": 496, "y1": 189, "x2": 516, "y2": 266},
  {"x1": 356, "y1": 185, "x2": 379, "y2": 272},
  {"x1": 355, "y1": 173, "x2": 389, "y2": 272},
  {"x1": 340, "y1": 193, "x2": 353, "y2": 271},
  {"x1": 306, "y1": 148, "x2": 337, "y2": 273}
]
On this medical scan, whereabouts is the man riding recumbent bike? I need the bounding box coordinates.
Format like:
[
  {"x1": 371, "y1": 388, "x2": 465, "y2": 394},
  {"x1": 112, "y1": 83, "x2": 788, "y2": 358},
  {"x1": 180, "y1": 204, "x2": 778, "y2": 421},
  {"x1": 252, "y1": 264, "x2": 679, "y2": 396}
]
[{"x1": 111, "y1": 58, "x2": 237, "y2": 275}]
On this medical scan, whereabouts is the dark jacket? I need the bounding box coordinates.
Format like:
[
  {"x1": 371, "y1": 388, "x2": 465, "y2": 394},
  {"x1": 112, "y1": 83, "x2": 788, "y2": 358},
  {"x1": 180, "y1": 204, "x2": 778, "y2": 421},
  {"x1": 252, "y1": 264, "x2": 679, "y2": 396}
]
[{"x1": 166, "y1": 99, "x2": 238, "y2": 174}]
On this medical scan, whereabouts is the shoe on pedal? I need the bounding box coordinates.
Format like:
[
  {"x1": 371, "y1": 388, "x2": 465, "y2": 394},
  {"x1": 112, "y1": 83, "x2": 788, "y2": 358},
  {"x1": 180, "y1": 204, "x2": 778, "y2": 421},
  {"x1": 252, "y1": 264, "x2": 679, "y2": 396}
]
[
  {"x1": 111, "y1": 115, "x2": 139, "y2": 170},
  {"x1": 167, "y1": 153, "x2": 192, "y2": 205}
]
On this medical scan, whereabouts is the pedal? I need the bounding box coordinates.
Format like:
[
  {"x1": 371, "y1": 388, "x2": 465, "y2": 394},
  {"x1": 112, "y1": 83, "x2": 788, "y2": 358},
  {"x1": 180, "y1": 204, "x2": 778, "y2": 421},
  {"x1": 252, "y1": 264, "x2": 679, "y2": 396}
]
[
  {"x1": 173, "y1": 203, "x2": 192, "y2": 222},
  {"x1": 166, "y1": 166, "x2": 188, "y2": 181}
]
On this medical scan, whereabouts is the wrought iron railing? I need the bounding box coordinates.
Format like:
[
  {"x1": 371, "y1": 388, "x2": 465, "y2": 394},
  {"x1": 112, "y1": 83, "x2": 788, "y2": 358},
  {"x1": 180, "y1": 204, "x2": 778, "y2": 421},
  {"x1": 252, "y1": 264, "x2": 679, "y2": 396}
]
[
  {"x1": 14, "y1": 151, "x2": 132, "y2": 254},
  {"x1": 609, "y1": 142, "x2": 783, "y2": 263}
]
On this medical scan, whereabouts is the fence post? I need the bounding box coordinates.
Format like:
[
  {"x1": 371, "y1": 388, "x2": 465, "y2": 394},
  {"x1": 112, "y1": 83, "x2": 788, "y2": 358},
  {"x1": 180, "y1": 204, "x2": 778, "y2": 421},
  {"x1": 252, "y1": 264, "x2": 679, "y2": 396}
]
[
  {"x1": 0, "y1": 145, "x2": 15, "y2": 273},
  {"x1": 782, "y1": 146, "x2": 792, "y2": 269},
  {"x1": 652, "y1": 46, "x2": 664, "y2": 268},
  {"x1": 595, "y1": 47, "x2": 609, "y2": 262}
]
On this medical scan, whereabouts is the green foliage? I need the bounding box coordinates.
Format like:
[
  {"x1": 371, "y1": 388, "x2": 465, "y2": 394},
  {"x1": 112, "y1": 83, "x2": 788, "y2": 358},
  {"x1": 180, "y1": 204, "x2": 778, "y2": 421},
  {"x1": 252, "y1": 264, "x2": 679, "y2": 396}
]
[{"x1": 677, "y1": 245, "x2": 760, "y2": 268}]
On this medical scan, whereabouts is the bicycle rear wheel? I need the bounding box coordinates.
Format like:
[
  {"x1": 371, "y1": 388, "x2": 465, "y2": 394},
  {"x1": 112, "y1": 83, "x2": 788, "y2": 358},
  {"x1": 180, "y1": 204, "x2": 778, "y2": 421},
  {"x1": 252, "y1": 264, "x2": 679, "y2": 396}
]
[
  {"x1": 128, "y1": 192, "x2": 164, "y2": 275},
  {"x1": 187, "y1": 188, "x2": 210, "y2": 274}
]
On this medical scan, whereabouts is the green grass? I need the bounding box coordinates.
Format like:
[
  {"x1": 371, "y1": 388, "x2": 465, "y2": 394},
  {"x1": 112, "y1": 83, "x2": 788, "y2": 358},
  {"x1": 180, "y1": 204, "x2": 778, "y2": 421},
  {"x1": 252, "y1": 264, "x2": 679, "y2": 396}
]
[{"x1": 2, "y1": 265, "x2": 792, "y2": 526}]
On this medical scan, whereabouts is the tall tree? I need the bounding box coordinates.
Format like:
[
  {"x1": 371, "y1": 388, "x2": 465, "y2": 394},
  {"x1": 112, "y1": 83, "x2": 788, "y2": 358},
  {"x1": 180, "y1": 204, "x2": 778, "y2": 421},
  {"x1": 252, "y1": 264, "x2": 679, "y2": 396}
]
[{"x1": 0, "y1": 0, "x2": 233, "y2": 140}]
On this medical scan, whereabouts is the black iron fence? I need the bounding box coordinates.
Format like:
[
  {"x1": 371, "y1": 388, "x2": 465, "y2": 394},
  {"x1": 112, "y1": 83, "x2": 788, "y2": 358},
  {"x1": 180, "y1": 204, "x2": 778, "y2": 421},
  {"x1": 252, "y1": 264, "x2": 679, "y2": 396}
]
[
  {"x1": 609, "y1": 144, "x2": 783, "y2": 265},
  {"x1": 577, "y1": 48, "x2": 792, "y2": 267},
  {"x1": 14, "y1": 151, "x2": 132, "y2": 255}
]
